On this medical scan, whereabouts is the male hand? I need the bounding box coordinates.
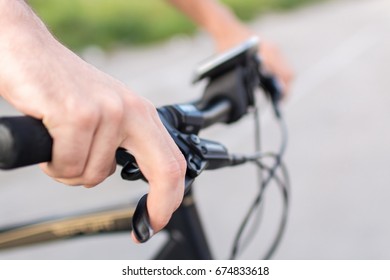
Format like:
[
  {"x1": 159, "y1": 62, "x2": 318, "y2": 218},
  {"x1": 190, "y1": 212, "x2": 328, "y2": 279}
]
[{"x1": 0, "y1": 0, "x2": 186, "y2": 239}]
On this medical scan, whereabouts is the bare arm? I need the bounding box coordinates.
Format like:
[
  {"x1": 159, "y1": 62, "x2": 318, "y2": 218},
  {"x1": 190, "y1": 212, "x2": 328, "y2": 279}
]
[
  {"x1": 0, "y1": 0, "x2": 186, "y2": 239},
  {"x1": 167, "y1": 0, "x2": 251, "y2": 50},
  {"x1": 167, "y1": 0, "x2": 294, "y2": 94}
]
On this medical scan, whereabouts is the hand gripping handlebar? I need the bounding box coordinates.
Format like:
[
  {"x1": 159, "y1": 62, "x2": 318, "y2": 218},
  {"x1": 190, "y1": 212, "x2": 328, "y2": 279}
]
[
  {"x1": 0, "y1": 99, "x2": 238, "y2": 243},
  {"x1": 0, "y1": 38, "x2": 282, "y2": 243}
]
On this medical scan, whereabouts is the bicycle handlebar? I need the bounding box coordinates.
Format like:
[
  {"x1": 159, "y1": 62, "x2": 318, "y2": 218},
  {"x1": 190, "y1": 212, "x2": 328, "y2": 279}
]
[
  {"x1": 0, "y1": 116, "x2": 52, "y2": 169},
  {"x1": 0, "y1": 38, "x2": 285, "y2": 244},
  {"x1": 0, "y1": 98, "x2": 239, "y2": 243},
  {"x1": 0, "y1": 98, "x2": 233, "y2": 169}
]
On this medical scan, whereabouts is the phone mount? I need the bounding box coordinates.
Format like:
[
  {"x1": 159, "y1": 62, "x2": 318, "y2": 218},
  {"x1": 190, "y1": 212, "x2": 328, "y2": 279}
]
[{"x1": 193, "y1": 37, "x2": 260, "y2": 123}]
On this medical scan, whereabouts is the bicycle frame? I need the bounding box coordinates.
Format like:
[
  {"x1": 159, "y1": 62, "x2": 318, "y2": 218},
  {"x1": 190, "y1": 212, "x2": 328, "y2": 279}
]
[
  {"x1": 0, "y1": 187, "x2": 213, "y2": 259},
  {"x1": 154, "y1": 188, "x2": 212, "y2": 260}
]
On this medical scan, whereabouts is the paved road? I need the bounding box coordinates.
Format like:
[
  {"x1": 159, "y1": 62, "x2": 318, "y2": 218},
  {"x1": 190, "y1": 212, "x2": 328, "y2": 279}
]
[{"x1": 0, "y1": 0, "x2": 389, "y2": 259}]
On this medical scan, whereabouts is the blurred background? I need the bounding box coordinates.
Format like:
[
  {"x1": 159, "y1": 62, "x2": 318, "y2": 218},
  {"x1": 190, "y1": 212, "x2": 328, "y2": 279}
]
[
  {"x1": 28, "y1": 0, "x2": 325, "y2": 51},
  {"x1": 0, "y1": 0, "x2": 389, "y2": 259}
]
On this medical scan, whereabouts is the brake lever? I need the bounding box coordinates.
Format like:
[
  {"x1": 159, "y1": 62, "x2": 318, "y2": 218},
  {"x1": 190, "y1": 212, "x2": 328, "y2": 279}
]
[
  {"x1": 118, "y1": 109, "x2": 231, "y2": 243},
  {"x1": 118, "y1": 147, "x2": 197, "y2": 242}
]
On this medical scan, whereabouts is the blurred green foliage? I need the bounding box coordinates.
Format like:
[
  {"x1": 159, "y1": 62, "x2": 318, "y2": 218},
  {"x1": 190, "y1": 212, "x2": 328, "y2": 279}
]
[{"x1": 29, "y1": 0, "x2": 323, "y2": 50}]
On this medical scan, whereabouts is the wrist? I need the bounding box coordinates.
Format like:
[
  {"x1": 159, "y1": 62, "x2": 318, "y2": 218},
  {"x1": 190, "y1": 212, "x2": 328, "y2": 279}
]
[{"x1": 213, "y1": 24, "x2": 256, "y2": 52}]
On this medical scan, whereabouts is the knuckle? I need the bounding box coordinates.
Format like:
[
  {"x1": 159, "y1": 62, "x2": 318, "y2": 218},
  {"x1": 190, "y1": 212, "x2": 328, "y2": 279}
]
[
  {"x1": 61, "y1": 97, "x2": 99, "y2": 128},
  {"x1": 102, "y1": 94, "x2": 125, "y2": 122},
  {"x1": 73, "y1": 106, "x2": 99, "y2": 128},
  {"x1": 82, "y1": 164, "x2": 115, "y2": 188},
  {"x1": 162, "y1": 155, "x2": 187, "y2": 183},
  {"x1": 82, "y1": 173, "x2": 106, "y2": 188},
  {"x1": 127, "y1": 95, "x2": 156, "y2": 117}
]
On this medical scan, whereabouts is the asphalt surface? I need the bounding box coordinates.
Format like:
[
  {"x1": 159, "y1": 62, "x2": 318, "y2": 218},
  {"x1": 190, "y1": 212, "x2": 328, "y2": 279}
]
[{"x1": 0, "y1": 0, "x2": 389, "y2": 259}]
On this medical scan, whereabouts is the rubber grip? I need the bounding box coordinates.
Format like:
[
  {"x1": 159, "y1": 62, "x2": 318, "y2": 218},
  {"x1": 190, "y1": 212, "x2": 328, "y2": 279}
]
[{"x1": 0, "y1": 116, "x2": 52, "y2": 169}]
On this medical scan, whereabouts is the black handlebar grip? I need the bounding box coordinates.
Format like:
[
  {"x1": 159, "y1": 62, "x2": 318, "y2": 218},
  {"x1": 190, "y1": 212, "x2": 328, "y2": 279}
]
[{"x1": 0, "y1": 116, "x2": 52, "y2": 169}]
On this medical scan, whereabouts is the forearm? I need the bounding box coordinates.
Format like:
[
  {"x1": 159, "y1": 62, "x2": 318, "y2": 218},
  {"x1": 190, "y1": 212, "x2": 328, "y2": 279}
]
[
  {"x1": 0, "y1": 0, "x2": 58, "y2": 101},
  {"x1": 0, "y1": 0, "x2": 46, "y2": 35},
  {"x1": 0, "y1": 0, "x2": 55, "y2": 60},
  {"x1": 167, "y1": 0, "x2": 252, "y2": 49}
]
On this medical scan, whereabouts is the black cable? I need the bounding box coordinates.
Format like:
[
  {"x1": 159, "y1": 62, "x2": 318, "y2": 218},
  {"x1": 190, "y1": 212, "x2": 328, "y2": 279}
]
[
  {"x1": 231, "y1": 157, "x2": 290, "y2": 259},
  {"x1": 229, "y1": 157, "x2": 289, "y2": 259},
  {"x1": 233, "y1": 107, "x2": 266, "y2": 255},
  {"x1": 254, "y1": 160, "x2": 290, "y2": 260},
  {"x1": 229, "y1": 105, "x2": 289, "y2": 259}
]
